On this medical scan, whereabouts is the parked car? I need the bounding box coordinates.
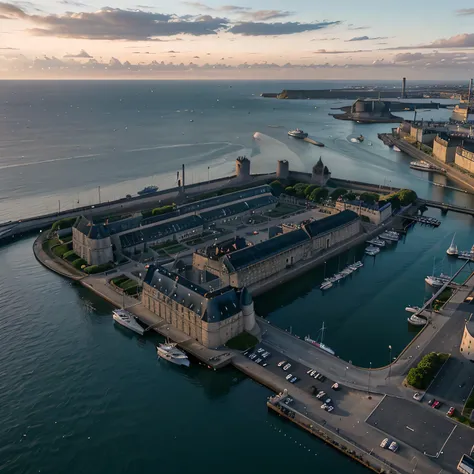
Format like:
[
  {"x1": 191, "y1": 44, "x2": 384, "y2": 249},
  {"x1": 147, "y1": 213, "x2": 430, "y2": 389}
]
[
  {"x1": 285, "y1": 373, "x2": 293, "y2": 380},
  {"x1": 321, "y1": 403, "x2": 328, "y2": 410},
  {"x1": 290, "y1": 377, "x2": 298, "y2": 383},
  {"x1": 331, "y1": 382, "x2": 340, "y2": 390},
  {"x1": 432, "y1": 400, "x2": 441, "y2": 409},
  {"x1": 255, "y1": 358, "x2": 262, "y2": 364},
  {"x1": 325, "y1": 398, "x2": 332, "y2": 405},
  {"x1": 380, "y1": 438, "x2": 390, "y2": 449},
  {"x1": 314, "y1": 372, "x2": 320, "y2": 379},
  {"x1": 316, "y1": 391, "x2": 326, "y2": 399},
  {"x1": 307, "y1": 369, "x2": 313, "y2": 375},
  {"x1": 283, "y1": 363, "x2": 291, "y2": 371},
  {"x1": 278, "y1": 360, "x2": 287, "y2": 367},
  {"x1": 249, "y1": 354, "x2": 257, "y2": 360},
  {"x1": 413, "y1": 392, "x2": 424, "y2": 401},
  {"x1": 327, "y1": 405, "x2": 334, "y2": 413},
  {"x1": 388, "y1": 441, "x2": 399, "y2": 453},
  {"x1": 262, "y1": 362, "x2": 268, "y2": 367},
  {"x1": 428, "y1": 399, "x2": 434, "y2": 406},
  {"x1": 262, "y1": 351, "x2": 270, "y2": 358},
  {"x1": 447, "y1": 407, "x2": 455, "y2": 417},
  {"x1": 310, "y1": 370, "x2": 317, "y2": 377}
]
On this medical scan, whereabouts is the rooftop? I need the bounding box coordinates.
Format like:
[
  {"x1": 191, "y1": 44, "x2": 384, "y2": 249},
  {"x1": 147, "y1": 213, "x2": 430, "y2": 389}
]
[
  {"x1": 304, "y1": 210, "x2": 359, "y2": 238},
  {"x1": 144, "y1": 265, "x2": 242, "y2": 322},
  {"x1": 222, "y1": 228, "x2": 310, "y2": 272},
  {"x1": 466, "y1": 320, "x2": 474, "y2": 339},
  {"x1": 73, "y1": 216, "x2": 110, "y2": 240}
]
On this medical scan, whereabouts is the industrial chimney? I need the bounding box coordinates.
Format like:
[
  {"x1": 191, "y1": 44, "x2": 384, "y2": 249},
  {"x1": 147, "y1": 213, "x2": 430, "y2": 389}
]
[
  {"x1": 468, "y1": 78, "x2": 473, "y2": 104},
  {"x1": 402, "y1": 77, "x2": 407, "y2": 99}
]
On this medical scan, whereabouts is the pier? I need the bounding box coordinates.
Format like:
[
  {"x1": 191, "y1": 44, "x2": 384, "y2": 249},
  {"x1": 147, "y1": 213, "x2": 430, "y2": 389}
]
[{"x1": 401, "y1": 214, "x2": 441, "y2": 227}]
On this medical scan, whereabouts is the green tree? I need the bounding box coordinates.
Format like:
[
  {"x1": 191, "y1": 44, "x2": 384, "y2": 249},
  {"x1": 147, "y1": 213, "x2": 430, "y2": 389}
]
[
  {"x1": 345, "y1": 192, "x2": 356, "y2": 201},
  {"x1": 304, "y1": 184, "x2": 319, "y2": 198},
  {"x1": 310, "y1": 187, "x2": 329, "y2": 203},
  {"x1": 52, "y1": 217, "x2": 77, "y2": 231},
  {"x1": 360, "y1": 192, "x2": 380, "y2": 205},
  {"x1": 330, "y1": 188, "x2": 347, "y2": 200},
  {"x1": 269, "y1": 180, "x2": 285, "y2": 196},
  {"x1": 294, "y1": 183, "x2": 309, "y2": 198},
  {"x1": 284, "y1": 186, "x2": 294, "y2": 195},
  {"x1": 398, "y1": 189, "x2": 418, "y2": 206}
]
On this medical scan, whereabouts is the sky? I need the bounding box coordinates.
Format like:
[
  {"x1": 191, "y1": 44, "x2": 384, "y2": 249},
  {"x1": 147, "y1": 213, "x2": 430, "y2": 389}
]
[{"x1": 0, "y1": 0, "x2": 474, "y2": 79}]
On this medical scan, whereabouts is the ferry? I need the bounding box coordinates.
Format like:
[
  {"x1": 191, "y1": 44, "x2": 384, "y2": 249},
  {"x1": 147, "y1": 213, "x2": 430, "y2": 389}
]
[
  {"x1": 157, "y1": 341, "x2": 190, "y2": 367},
  {"x1": 113, "y1": 309, "x2": 144, "y2": 335},
  {"x1": 137, "y1": 185, "x2": 159, "y2": 196},
  {"x1": 288, "y1": 128, "x2": 308, "y2": 139},
  {"x1": 410, "y1": 160, "x2": 446, "y2": 173}
]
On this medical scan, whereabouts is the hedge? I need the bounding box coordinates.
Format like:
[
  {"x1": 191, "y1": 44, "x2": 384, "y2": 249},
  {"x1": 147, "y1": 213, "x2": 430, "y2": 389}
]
[
  {"x1": 84, "y1": 262, "x2": 114, "y2": 274},
  {"x1": 151, "y1": 204, "x2": 176, "y2": 216},
  {"x1": 72, "y1": 258, "x2": 87, "y2": 269},
  {"x1": 52, "y1": 217, "x2": 77, "y2": 231},
  {"x1": 406, "y1": 352, "x2": 448, "y2": 390},
  {"x1": 63, "y1": 250, "x2": 80, "y2": 262},
  {"x1": 52, "y1": 243, "x2": 71, "y2": 257}
]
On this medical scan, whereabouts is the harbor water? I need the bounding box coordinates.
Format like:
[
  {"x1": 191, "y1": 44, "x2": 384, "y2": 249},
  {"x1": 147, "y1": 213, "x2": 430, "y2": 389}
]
[{"x1": 0, "y1": 80, "x2": 473, "y2": 473}]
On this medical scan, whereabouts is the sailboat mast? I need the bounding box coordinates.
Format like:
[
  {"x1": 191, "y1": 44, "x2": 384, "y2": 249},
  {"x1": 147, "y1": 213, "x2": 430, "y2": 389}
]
[{"x1": 321, "y1": 322, "x2": 326, "y2": 345}]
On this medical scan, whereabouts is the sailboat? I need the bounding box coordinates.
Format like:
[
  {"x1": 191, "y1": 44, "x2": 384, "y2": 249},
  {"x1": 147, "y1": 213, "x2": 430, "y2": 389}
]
[
  {"x1": 446, "y1": 234, "x2": 458, "y2": 256},
  {"x1": 304, "y1": 322, "x2": 336, "y2": 356}
]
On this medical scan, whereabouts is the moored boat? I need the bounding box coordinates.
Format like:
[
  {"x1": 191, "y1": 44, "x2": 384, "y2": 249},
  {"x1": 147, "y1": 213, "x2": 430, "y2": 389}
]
[
  {"x1": 407, "y1": 314, "x2": 427, "y2": 327},
  {"x1": 137, "y1": 185, "x2": 159, "y2": 195},
  {"x1": 288, "y1": 128, "x2": 308, "y2": 139},
  {"x1": 304, "y1": 322, "x2": 335, "y2": 355},
  {"x1": 113, "y1": 309, "x2": 144, "y2": 335},
  {"x1": 446, "y1": 234, "x2": 458, "y2": 256},
  {"x1": 157, "y1": 342, "x2": 190, "y2": 367}
]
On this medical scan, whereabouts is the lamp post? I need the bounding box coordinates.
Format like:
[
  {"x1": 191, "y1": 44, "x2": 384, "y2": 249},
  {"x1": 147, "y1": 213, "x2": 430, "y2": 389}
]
[
  {"x1": 367, "y1": 361, "x2": 372, "y2": 396},
  {"x1": 388, "y1": 345, "x2": 392, "y2": 381}
]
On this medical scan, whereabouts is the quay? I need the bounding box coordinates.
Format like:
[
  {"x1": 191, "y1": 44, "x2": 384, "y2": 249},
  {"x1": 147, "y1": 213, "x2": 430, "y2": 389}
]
[{"x1": 378, "y1": 133, "x2": 474, "y2": 193}]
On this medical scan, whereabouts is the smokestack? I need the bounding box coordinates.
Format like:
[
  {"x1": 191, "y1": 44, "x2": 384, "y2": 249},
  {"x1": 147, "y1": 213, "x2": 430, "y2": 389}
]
[
  {"x1": 402, "y1": 77, "x2": 407, "y2": 99},
  {"x1": 468, "y1": 78, "x2": 473, "y2": 104},
  {"x1": 182, "y1": 164, "x2": 185, "y2": 190}
]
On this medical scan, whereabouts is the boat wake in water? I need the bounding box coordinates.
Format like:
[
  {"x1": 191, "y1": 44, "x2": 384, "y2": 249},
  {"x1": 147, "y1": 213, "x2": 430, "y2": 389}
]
[{"x1": 252, "y1": 132, "x2": 305, "y2": 173}]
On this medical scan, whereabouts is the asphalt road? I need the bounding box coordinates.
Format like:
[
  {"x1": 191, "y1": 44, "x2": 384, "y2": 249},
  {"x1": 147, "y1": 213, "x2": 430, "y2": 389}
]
[{"x1": 366, "y1": 396, "x2": 474, "y2": 474}]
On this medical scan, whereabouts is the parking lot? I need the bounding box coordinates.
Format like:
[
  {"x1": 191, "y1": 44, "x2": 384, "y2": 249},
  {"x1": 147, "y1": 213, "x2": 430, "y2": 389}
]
[
  {"x1": 244, "y1": 343, "x2": 346, "y2": 414},
  {"x1": 366, "y1": 396, "x2": 474, "y2": 473}
]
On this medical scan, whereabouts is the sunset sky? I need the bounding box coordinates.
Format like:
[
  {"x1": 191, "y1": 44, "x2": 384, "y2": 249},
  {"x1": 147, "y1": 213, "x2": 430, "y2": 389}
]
[{"x1": 1, "y1": 0, "x2": 474, "y2": 78}]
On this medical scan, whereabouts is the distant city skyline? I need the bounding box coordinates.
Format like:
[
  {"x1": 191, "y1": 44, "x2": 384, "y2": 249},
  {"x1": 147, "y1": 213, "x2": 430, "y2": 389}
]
[{"x1": 0, "y1": 0, "x2": 474, "y2": 78}]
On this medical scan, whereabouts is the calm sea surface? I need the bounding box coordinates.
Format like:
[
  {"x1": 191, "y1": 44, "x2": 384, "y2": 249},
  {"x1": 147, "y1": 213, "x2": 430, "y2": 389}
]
[{"x1": 0, "y1": 80, "x2": 473, "y2": 473}]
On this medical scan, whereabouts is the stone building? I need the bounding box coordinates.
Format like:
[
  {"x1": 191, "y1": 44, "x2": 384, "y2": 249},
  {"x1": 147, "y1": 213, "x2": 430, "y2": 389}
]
[
  {"x1": 455, "y1": 145, "x2": 474, "y2": 175},
  {"x1": 335, "y1": 199, "x2": 392, "y2": 224},
  {"x1": 142, "y1": 265, "x2": 256, "y2": 348},
  {"x1": 194, "y1": 210, "x2": 360, "y2": 289},
  {"x1": 72, "y1": 216, "x2": 113, "y2": 265},
  {"x1": 460, "y1": 319, "x2": 474, "y2": 361},
  {"x1": 432, "y1": 135, "x2": 459, "y2": 164}
]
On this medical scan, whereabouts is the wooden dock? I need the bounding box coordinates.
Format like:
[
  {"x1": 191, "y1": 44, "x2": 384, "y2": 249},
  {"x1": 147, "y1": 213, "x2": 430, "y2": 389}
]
[{"x1": 402, "y1": 215, "x2": 441, "y2": 227}]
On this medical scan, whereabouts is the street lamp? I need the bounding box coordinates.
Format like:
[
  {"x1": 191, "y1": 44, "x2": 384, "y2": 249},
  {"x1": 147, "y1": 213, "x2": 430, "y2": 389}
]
[
  {"x1": 345, "y1": 366, "x2": 349, "y2": 379},
  {"x1": 388, "y1": 345, "x2": 392, "y2": 381},
  {"x1": 367, "y1": 361, "x2": 372, "y2": 396}
]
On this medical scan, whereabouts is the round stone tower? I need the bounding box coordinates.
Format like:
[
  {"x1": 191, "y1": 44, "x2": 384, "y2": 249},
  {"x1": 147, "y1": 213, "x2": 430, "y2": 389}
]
[
  {"x1": 240, "y1": 287, "x2": 256, "y2": 332},
  {"x1": 276, "y1": 160, "x2": 289, "y2": 180},
  {"x1": 235, "y1": 156, "x2": 251, "y2": 179}
]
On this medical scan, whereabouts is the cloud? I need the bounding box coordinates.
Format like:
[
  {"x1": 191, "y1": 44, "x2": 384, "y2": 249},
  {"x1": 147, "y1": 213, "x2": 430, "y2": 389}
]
[
  {"x1": 182, "y1": 2, "x2": 250, "y2": 12},
  {"x1": 58, "y1": 0, "x2": 88, "y2": 6},
  {"x1": 346, "y1": 35, "x2": 387, "y2": 42},
  {"x1": 0, "y1": 2, "x2": 27, "y2": 18},
  {"x1": 314, "y1": 49, "x2": 372, "y2": 54},
  {"x1": 0, "y1": 46, "x2": 19, "y2": 49},
  {"x1": 388, "y1": 33, "x2": 474, "y2": 50},
  {"x1": 348, "y1": 25, "x2": 369, "y2": 30},
  {"x1": 311, "y1": 37, "x2": 339, "y2": 41},
  {"x1": 167, "y1": 50, "x2": 179, "y2": 53},
  {"x1": 456, "y1": 8, "x2": 474, "y2": 15},
  {"x1": 239, "y1": 10, "x2": 293, "y2": 21},
  {"x1": 228, "y1": 20, "x2": 340, "y2": 36},
  {"x1": 63, "y1": 49, "x2": 92, "y2": 58}
]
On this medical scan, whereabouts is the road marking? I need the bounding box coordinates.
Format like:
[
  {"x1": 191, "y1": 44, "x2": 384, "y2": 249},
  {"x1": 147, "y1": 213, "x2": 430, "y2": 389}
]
[
  {"x1": 406, "y1": 426, "x2": 415, "y2": 432},
  {"x1": 437, "y1": 425, "x2": 457, "y2": 458}
]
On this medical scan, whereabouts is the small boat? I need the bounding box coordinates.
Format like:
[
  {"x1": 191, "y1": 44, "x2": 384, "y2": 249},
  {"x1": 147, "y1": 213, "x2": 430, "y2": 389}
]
[
  {"x1": 113, "y1": 309, "x2": 144, "y2": 335},
  {"x1": 425, "y1": 273, "x2": 451, "y2": 287},
  {"x1": 157, "y1": 341, "x2": 190, "y2": 367},
  {"x1": 365, "y1": 246, "x2": 380, "y2": 256},
  {"x1": 379, "y1": 231, "x2": 399, "y2": 242},
  {"x1": 288, "y1": 128, "x2": 308, "y2": 139},
  {"x1": 405, "y1": 306, "x2": 433, "y2": 318},
  {"x1": 320, "y1": 281, "x2": 333, "y2": 291},
  {"x1": 367, "y1": 238, "x2": 386, "y2": 247},
  {"x1": 352, "y1": 260, "x2": 363, "y2": 269},
  {"x1": 458, "y1": 245, "x2": 474, "y2": 261},
  {"x1": 407, "y1": 314, "x2": 427, "y2": 327},
  {"x1": 356, "y1": 134, "x2": 364, "y2": 142},
  {"x1": 137, "y1": 185, "x2": 159, "y2": 196},
  {"x1": 446, "y1": 234, "x2": 458, "y2": 256},
  {"x1": 393, "y1": 146, "x2": 401, "y2": 152}
]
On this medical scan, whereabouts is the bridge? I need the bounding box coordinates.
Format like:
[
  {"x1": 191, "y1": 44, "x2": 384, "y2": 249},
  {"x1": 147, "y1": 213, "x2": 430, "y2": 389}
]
[{"x1": 420, "y1": 199, "x2": 474, "y2": 217}]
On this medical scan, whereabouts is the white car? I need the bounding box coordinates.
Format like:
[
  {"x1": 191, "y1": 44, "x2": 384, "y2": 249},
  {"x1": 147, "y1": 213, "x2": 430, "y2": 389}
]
[
  {"x1": 380, "y1": 438, "x2": 390, "y2": 449},
  {"x1": 257, "y1": 348, "x2": 265, "y2": 353},
  {"x1": 316, "y1": 391, "x2": 326, "y2": 399},
  {"x1": 307, "y1": 369, "x2": 313, "y2": 375},
  {"x1": 327, "y1": 405, "x2": 334, "y2": 413},
  {"x1": 286, "y1": 373, "x2": 293, "y2": 380},
  {"x1": 388, "y1": 441, "x2": 399, "y2": 453},
  {"x1": 262, "y1": 351, "x2": 270, "y2": 358},
  {"x1": 249, "y1": 354, "x2": 257, "y2": 360},
  {"x1": 278, "y1": 360, "x2": 287, "y2": 367},
  {"x1": 255, "y1": 358, "x2": 262, "y2": 364},
  {"x1": 283, "y1": 363, "x2": 291, "y2": 371},
  {"x1": 413, "y1": 392, "x2": 424, "y2": 401},
  {"x1": 310, "y1": 370, "x2": 317, "y2": 376},
  {"x1": 321, "y1": 403, "x2": 328, "y2": 409}
]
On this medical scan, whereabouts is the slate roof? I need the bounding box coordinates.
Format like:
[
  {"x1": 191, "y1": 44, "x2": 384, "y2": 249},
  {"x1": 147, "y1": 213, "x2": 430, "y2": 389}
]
[
  {"x1": 304, "y1": 210, "x2": 358, "y2": 238},
  {"x1": 73, "y1": 216, "x2": 110, "y2": 239},
  {"x1": 222, "y1": 228, "x2": 310, "y2": 272},
  {"x1": 119, "y1": 215, "x2": 203, "y2": 249},
  {"x1": 144, "y1": 265, "x2": 241, "y2": 323},
  {"x1": 178, "y1": 185, "x2": 272, "y2": 215}
]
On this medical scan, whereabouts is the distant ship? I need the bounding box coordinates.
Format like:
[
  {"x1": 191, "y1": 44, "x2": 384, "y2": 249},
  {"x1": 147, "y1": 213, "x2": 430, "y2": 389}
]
[
  {"x1": 410, "y1": 160, "x2": 446, "y2": 173},
  {"x1": 288, "y1": 128, "x2": 308, "y2": 139},
  {"x1": 137, "y1": 185, "x2": 159, "y2": 196},
  {"x1": 157, "y1": 342, "x2": 190, "y2": 367}
]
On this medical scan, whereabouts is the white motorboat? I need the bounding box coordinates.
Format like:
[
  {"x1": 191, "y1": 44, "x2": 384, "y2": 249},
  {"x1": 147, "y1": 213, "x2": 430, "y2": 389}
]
[
  {"x1": 320, "y1": 281, "x2": 333, "y2": 291},
  {"x1": 113, "y1": 309, "x2": 144, "y2": 335},
  {"x1": 405, "y1": 306, "x2": 433, "y2": 318},
  {"x1": 352, "y1": 261, "x2": 363, "y2": 268},
  {"x1": 157, "y1": 342, "x2": 190, "y2": 367},
  {"x1": 367, "y1": 238, "x2": 386, "y2": 247},
  {"x1": 407, "y1": 314, "x2": 427, "y2": 327},
  {"x1": 425, "y1": 273, "x2": 451, "y2": 287},
  {"x1": 393, "y1": 146, "x2": 401, "y2": 152},
  {"x1": 365, "y1": 246, "x2": 380, "y2": 256},
  {"x1": 446, "y1": 234, "x2": 458, "y2": 256},
  {"x1": 379, "y1": 231, "x2": 399, "y2": 242},
  {"x1": 458, "y1": 245, "x2": 474, "y2": 261},
  {"x1": 288, "y1": 128, "x2": 308, "y2": 139}
]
